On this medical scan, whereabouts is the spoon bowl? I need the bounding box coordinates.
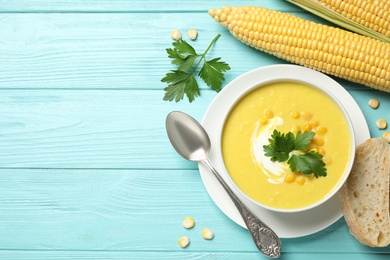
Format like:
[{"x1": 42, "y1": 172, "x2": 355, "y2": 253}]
[
  {"x1": 166, "y1": 111, "x2": 210, "y2": 162},
  {"x1": 166, "y1": 111, "x2": 282, "y2": 258}
]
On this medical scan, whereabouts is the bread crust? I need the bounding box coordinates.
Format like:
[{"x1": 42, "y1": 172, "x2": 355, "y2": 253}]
[{"x1": 338, "y1": 138, "x2": 390, "y2": 247}]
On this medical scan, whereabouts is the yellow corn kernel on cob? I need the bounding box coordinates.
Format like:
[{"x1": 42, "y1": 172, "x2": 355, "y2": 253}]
[
  {"x1": 286, "y1": 0, "x2": 390, "y2": 42},
  {"x1": 208, "y1": 6, "x2": 390, "y2": 92},
  {"x1": 318, "y1": 0, "x2": 390, "y2": 36},
  {"x1": 285, "y1": 0, "x2": 390, "y2": 43}
]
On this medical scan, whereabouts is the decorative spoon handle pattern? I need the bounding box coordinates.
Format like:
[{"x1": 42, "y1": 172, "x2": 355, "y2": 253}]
[{"x1": 202, "y1": 158, "x2": 282, "y2": 258}]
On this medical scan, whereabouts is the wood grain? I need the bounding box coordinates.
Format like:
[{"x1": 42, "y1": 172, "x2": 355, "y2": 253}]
[
  {"x1": 0, "y1": 168, "x2": 388, "y2": 255},
  {"x1": 0, "y1": 0, "x2": 389, "y2": 258},
  {"x1": 0, "y1": 11, "x2": 339, "y2": 90},
  {"x1": 0, "y1": 0, "x2": 301, "y2": 12},
  {"x1": 0, "y1": 251, "x2": 387, "y2": 260},
  {"x1": 0, "y1": 90, "x2": 389, "y2": 169}
]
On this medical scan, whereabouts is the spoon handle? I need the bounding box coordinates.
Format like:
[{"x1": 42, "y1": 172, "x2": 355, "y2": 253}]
[{"x1": 202, "y1": 158, "x2": 282, "y2": 258}]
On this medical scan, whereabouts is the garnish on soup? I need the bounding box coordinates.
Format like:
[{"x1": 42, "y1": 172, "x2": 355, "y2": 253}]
[{"x1": 263, "y1": 130, "x2": 327, "y2": 178}]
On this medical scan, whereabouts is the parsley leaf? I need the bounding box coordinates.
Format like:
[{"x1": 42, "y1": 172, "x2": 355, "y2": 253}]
[
  {"x1": 263, "y1": 129, "x2": 327, "y2": 178},
  {"x1": 162, "y1": 71, "x2": 199, "y2": 102},
  {"x1": 288, "y1": 151, "x2": 327, "y2": 178},
  {"x1": 294, "y1": 131, "x2": 315, "y2": 151},
  {"x1": 162, "y1": 34, "x2": 230, "y2": 102},
  {"x1": 199, "y1": 58, "x2": 230, "y2": 92},
  {"x1": 263, "y1": 130, "x2": 294, "y2": 162}
]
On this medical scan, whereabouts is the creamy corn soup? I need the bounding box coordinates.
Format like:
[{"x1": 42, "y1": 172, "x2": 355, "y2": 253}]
[{"x1": 222, "y1": 81, "x2": 352, "y2": 210}]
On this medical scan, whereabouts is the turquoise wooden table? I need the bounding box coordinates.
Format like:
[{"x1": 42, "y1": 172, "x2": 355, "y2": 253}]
[{"x1": 0, "y1": 0, "x2": 389, "y2": 259}]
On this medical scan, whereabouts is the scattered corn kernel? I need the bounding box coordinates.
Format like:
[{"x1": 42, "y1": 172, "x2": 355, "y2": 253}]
[
  {"x1": 182, "y1": 216, "x2": 195, "y2": 229},
  {"x1": 310, "y1": 120, "x2": 319, "y2": 127},
  {"x1": 301, "y1": 111, "x2": 312, "y2": 121},
  {"x1": 291, "y1": 111, "x2": 300, "y2": 119},
  {"x1": 318, "y1": 147, "x2": 326, "y2": 155},
  {"x1": 264, "y1": 109, "x2": 274, "y2": 119},
  {"x1": 202, "y1": 228, "x2": 214, "y2": 240},
  {"x1": 171, "y1": 29, "x2": 182, "y2": 41},
  {"x1": 303, "y1": 123, "x2": 313, "y2": 132},
  {"x1": 187, "y1": 29, "x2": 198, "y2": 40},
  {"x1": 376, "y1": 119, "x2": 387, "y2": 130},
  {"x1": 316, "y1": 127, "x2": 328, "y2": 135},
  {"x1": 368, "y1": 98, "x2": 379, "y2": 109},
  {"x1": 284, "y1": 173, "x2": 296, "y2": 183},
  {"x1": 383, "y1": 132, "x2": 390, "y2": 143},
  {"x1": 292, "y1": 126, "x2": 301, "y2": 133},
  {"x1": 260, "y1": 117, "x2": 268, "y2": 125},
  {"x1": 296, "y1": 175, "x2": 306, "y2": 185},
  {"x1": 178, "y1": 236, "x2": 190, "y2": 248},
  {"x1": 313, "y1": 137, "x2": 324, "y2": 146},
  {"x1": 308, "y1": 144, "x2": 316, "y2": 151},
  {"x1": 322, "y1": 156, "x2": 332, "y2": 165},
  {"x1": 310, "y1": 147, "x2": 319, "y2": 153}
]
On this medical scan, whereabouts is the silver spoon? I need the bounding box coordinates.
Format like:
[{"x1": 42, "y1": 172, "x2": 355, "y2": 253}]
[{"x1": 166, "y1": 111, "x2": 282, "y2": 258}]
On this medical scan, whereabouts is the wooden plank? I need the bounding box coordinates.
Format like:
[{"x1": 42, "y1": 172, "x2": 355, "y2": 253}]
[
  {"x1": 0, "y1": 251, "x2": 387, "y2": 260},
  {"x1": 0, "y1": 168, "x2": 389, "y2": 254},
  {"x1": 0, "y1": 12, "x2": 342, "y2": 91},
  {"x1": 0, "y1": 89, "x2": 389, "y2": 169},
  {"x1": 0, "y1": 89, "x2": 211, "y2": 169},
  {"x1": 0, "y1": 0, "x2": 301, "y2": 12}
]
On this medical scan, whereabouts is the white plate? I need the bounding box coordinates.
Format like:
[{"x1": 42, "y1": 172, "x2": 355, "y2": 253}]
[{"x1": 199, "y1": 65, "x2": 370, "y2": 238}]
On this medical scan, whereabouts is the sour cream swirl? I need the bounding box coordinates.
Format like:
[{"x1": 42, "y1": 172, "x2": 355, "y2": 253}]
[{"x1": 250, "y1": 117, "x2": 289, "y2": 184}]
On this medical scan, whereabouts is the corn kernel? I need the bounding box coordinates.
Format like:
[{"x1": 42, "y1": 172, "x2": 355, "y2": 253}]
[
  {"x1": 178, "y1": 236, "x2": 190, "y2": 248},
  {"x1": 208, "y1": 6, "x2": 390, "y2": 93},
  {"x1": 368, "y1": 98, "x2": 379, "y2": 109},
  {"x1": 187, "y1": 29, "x2": 198, "y2": 40},
  {"x1": 318, "y1": 147, "x2": 326, "y2": 155},
  {"x1": 310, "y1": 120, "x2": 319, "y2": 127},
  {"x1": 310, "y1": 147, "x2": 319, "y2": 153},
  {"x1": 292, "y1": 126, "x2": 301, "y2": 133},
  {"x1": 301, "y1": 111, "x2": 312, "y2": 120},
  {"x1": 291, "y1": 111, "x2": 300, "y2": 118},
  {"x1": 202, "y1": 228, "x2": 214, "y2": 240},
  {"x1": 303, "y1": 123, "x2": 313, "y2": 132},
  {"x1": 308, "y1": 144, "x2": 317, "y2": 151},
  {"x1": 260, "y1": 117, "x2": 268, "y2": 125},
  {"x1": 316, "y1": 127, "x2": 328, "y2": 135},
  {"x1": 264, "y1": 109, "x2": 274, "y2": 118},
  {"x1": 171, "y1": 29, "x2": 182, "y2": 41},
  {"x1": 376, "y1": 119, "x2": 387, "y2": 130},
  {"x1": 313, "y1": 137, "x2": 324, "y2": 146},
  {"x1": 323, "y1": 156, "x2": 332, "y2": 165},
  {"x1": 383, "y1": 132, "x2": 390, "y2": 143},
  {"x1": 182, "y1": 216, "x2": 195, "y2": 229},
  {"x1": 284, "y1": 173, "x2": 296, "y2": 183},
  {"x1": 296, "y1": 175, "x2": 306, "y2": 185}
]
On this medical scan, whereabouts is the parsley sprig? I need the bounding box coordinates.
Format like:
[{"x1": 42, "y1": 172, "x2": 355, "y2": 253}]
[
  {"x1": 162, "y1": 34, "x2": 230, "y2": 102},
  {"x1": 263, "y1": 130, "x2": 327, "y2": 178}
]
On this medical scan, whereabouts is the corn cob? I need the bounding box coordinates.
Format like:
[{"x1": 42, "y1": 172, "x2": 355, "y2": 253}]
[
  {"x1": 208, "y1": 6, "x2": 390, "y2": 92},
  {"x1": 285, "y1": 0, "x2": 390, "y2": 43}
]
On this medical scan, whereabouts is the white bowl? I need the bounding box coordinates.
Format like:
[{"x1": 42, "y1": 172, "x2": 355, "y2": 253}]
[{"x1": 216, "y1": 64, "x2": 356, "y2": 213}]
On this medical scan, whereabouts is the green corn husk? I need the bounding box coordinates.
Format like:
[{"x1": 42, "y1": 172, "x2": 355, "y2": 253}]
[{"x1": 285, "y1": 0, "x2": 390, "y2": 43}]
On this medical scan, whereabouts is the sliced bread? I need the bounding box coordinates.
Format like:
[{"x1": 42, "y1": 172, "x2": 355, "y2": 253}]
[{"x1": 338, "y1": 138, "x2": 390, "y2": 247}]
